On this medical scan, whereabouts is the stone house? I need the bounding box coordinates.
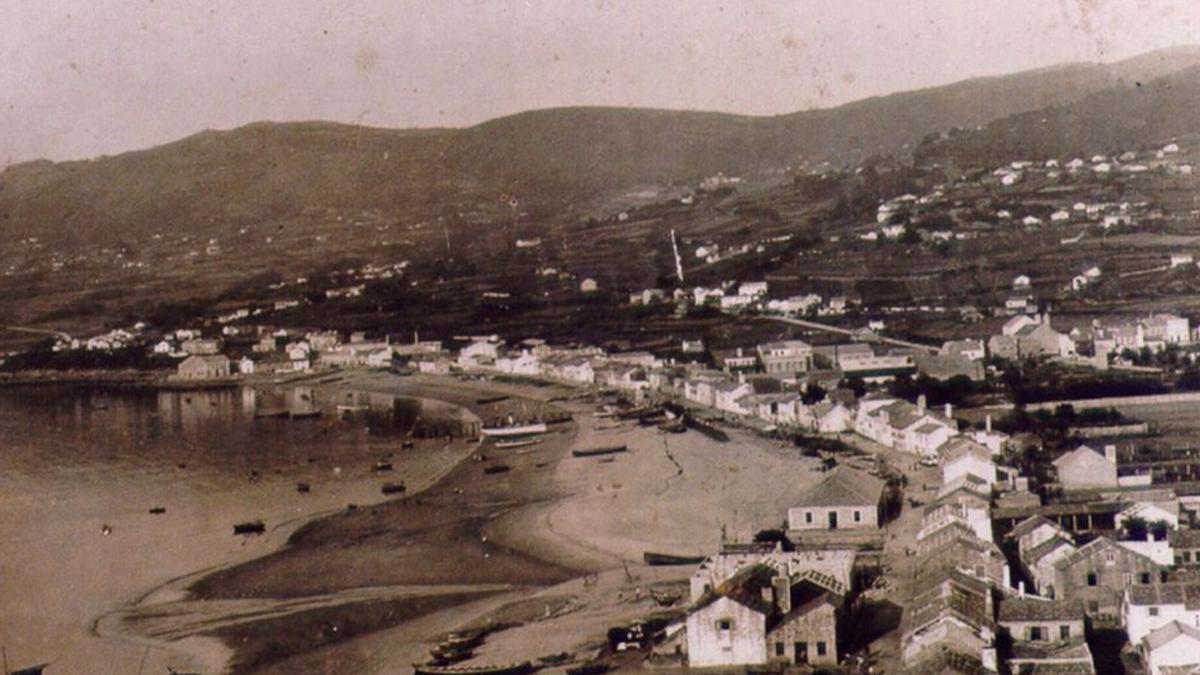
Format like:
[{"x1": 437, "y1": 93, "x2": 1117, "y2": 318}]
[
  {"x1": 901, "y1": 570, "x2": 997, "y2": 673},
  {"x1": 998, "y1": 596, "x2": 1086, "y2": 643},
  {"x1": 1053, "y1": 445, "x2": 1118, "y2": 492},
  {"x1": 176, "y1": 355, "x2": 231, "y2": 380},
  {"x1": 787, "y1": 467, "x2": 886, "y2": 533},
  {"x1": 1052, "y1": 536, "x2": 1164, "y2": 619},
  {"x1": 685, "y1": 564, "x2": 845, "y2": 668}
]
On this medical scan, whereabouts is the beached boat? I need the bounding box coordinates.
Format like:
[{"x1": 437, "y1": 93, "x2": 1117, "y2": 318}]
[
  {"x1": 254, "y1": 409, "x2": 289, "y2": 418},
  {"x1": 565, "y1": 663, "x2": 610, "y2": 675},
  {"x1": 381, "y1": 482, "x2": 406, "y2": 495},
  {"x1": 8, "y1": 663, "x2": 49, "y2": 675},
  {"x1": 480, "y1": 423, "x2": 547, "y2": 438},
  {"x1": 643, "y1": 551, "x2": 706, "y2": 566},
  {"x1": 296, "y1": 482, "x2": 311, "y2": 494},
  {"x1": 658, "y1": 419, "x2": 686, "y2": 433},
  {"x1": 494, "y1": 438, "x2": 541, "y2": 449},
  {"x1": 233, "y1": 520, "x2": 266, "y2": 535},
  {"x1": 412, "y1": 661, "x2": 533, "y2": 675},
  {"x1": 483, "y1": 464, "x2": 511, "y2": 475},
  {"x1": 572, "y1": 445, "x2": 627, "y2": 458},
  {"x1": 289, "y1": 409, "x2": 321, "y2": 419},
  {"x1": 373, "y1": 460, "x2": 394, "y2": 472}
]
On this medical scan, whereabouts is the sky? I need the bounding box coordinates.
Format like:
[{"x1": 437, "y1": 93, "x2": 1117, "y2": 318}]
[{"x1": 1, "y1": 0, "x2": 1198, "y2": 163}]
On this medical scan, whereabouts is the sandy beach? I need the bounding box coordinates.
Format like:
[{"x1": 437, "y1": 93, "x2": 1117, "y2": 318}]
[{"x1": 1, "y1": 374, "x2": 826, "y2": 674}]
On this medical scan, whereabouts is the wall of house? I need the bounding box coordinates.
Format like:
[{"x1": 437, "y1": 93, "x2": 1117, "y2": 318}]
[
  {"x1": 1001, "y1": 618, "x2": 1085, "y2": 642},
  {"x1": 767, "y1": 602, "x2": 838, "y2": 666},
  {"x1": 788, "y1": 504, "x2": 878, "y2": 531},
  {"x1": 1058, "y1": 456, "x2": 1118, "y2": 491},
  {"x1": 686, "y1": 597, "x2": 767, "y2": 667},
  {"x1": 1054, "y1": 549, "x2": 1162, "y2": 618},
  {"x1": 1125, "y1": 602, "x2": 1199, "y2": 644},
  {"x1": 1147, "y1": 636, "x2": 1200, "y2": 675},
  {"x1": 903, "y1": 617, "x2": 986, "y2": 665}
]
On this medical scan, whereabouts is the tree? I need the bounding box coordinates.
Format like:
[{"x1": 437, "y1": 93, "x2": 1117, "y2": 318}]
[
  {"x1": 802, "y1": 383, "x2": 827, "y2": 405},
  {"x1": 1151, "y1": 519, "x2": 1172, "y2": 542},
  {"x1": 1122, "y1": 515, "x2": 1149, "y2": 542}
]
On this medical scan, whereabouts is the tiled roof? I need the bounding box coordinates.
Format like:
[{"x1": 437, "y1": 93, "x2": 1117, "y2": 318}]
[
  {"x1": 1127, "y1": 583, "x2": 1200, "y2": 609},
  {"x1": 1009, "y1": 515, "x2": 1059, "y2": 541},
  {"x1": 792, "y1": 467, "x2": 886, "y2": 508},
  {"x1": 690, "y1": 563, "x2": 775, "y2": 615},
  {"x1": 1054, "y1": 536, "x2": 1156, "y2": 571},
  {"x1": 904, "y1": 569, "x2": 994, "y2": 635},
  {"x1": 999, "y1": 597, "x2": 1084, "y2": 623},
  {"x1": 1170, "y1": 528, "x2": 1200, "y2": 548},
  {"x1": 1143, "y1": 620, "x2": 1200, "y2": 651},
  {"x1": 1023, "y1": 536, "x2": 1075, "y2": 565},
  {"x1": 941, "y1": 437, "x2": 993, "y2": 464}
]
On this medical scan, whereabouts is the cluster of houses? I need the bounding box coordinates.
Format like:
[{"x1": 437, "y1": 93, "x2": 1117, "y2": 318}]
[{"x1": 664, "y1": 414, "x2": 1200, "y2": 674}]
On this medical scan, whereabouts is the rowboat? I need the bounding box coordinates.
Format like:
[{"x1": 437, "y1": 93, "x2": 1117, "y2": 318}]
[
  {"x1": 412, "y1": 662, "x2": 533, "y2": 675},
  {"x1": 494, "y1": 438, "x2": 541, "y2": 449},
  {"x1": 481, "y1": 423, "x2": 547, "y2": 438},
  {"x1": 572, "y1": 445, "x2": 626, "y2": 458},
  {"x1": 233, "y1": 520, "x2": 266, "y2": 535}
]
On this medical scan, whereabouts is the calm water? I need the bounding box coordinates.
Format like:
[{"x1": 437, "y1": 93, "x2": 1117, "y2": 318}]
[{"x1": 0, "y1": 384, "x2": 427, "y2": 493}]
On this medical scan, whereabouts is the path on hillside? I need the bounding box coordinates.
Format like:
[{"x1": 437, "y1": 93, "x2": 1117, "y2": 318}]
[{"x1": 763, "y1": 316, "x2": 940, "y2": 353}]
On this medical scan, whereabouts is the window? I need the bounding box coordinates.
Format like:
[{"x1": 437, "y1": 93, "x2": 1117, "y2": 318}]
[
  {"x1": 1088, "y1": 601, "x2": 1100, "y2": 613},
  {"x1": 1186, "y1": 551, "x2": 1193, "y2": 563},
  {"x1": 1140, "y1": 573, "x2": 1152, "y2": 584},
  {"x1": 805, "y1": 512, "x2": 813, "y2": 524},
  {"x1": 776, "y1": 642, "x2": 785, "y2": 657},
  {"x1": 1087, "y1": 573, "x2": 1098, "y2": 587},
  {"x1": 717, "y1": 619, "x2": 732, "y2": 631},
  {"x1": 816, "y1": 641, "x2": 827, "y2": 656},
  {"x1": 1060, "y1": 625, "x2": 1071, "y2": 640},
  {"x1": 1150, "y1": 607, "x2": 1160, "y2": 617},
  {"x1": 1105, "y1": 553, "x2": 1116, "y2": 565},
  {"x1": 1163, "y1": 572, "x2": 1170, "y2": 583},
  {"x1": 1029, "y1": 626, "x2": 1043, "y2": 641},
  {"x1": 854, "y1": 510, "x2": 862, "y2": 523}
]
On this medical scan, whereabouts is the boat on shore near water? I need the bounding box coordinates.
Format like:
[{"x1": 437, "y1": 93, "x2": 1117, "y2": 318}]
[
  {"x1": 233, "y1": 520, "x2": 266, "y2": 535},
  {"x1": 658, "y1": 418, "x2": 686, "y2": 433},
  {"x1": 572, "y1": 445, "x2": 627, "y2": 458},
  {"x1": 565, "y1": 663, "x2": 610, "y2": 675},
  {"x1": 289, "y1": 408, "x2": 321, "y2": 419},
  {"x1": 643, "y1": 551, "x2": 706, "y2": 566},
  {"x1": 480, "y1": 423, "x2": 547, "y2": 438},
  {"x1": 381, "y1": 482, "x2": 406, "y2": 495},
  {"x1": 254, "y1": 409, "x2": 289, "y2": 418},
  {"x1": 494, "y1": 438, "x2": 541, "y2": 449},
  {"x1": 412, "y1": 661, "x2": 534, "y2": 675}
]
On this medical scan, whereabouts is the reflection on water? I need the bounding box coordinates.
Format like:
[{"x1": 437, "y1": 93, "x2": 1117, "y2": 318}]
[{"x1": 0, "y1": 384, "x2": 435, "y2": 489}]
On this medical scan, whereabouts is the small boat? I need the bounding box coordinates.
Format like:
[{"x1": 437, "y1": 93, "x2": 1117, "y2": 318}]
[
  {"x1": 233, "y1": 520, "x2": 266, "y2": 535},
  {"x1": 336, "y1": 404, "x2": 368, "y2": 416},
  {"x1": 495, "y1": 438, "x2": 541, "y2": 450},
  {"x1": 572, "y1": 445, "x2": 627, "y2": 458},
  {"x1": 373, "y1": 460, "x2": 394, "y2": 472},
  {"x1": 565, "y1": 663, "x2": 610, "y2": 675},
  {"x1": 483, "y1": 464, "x2": 511, "y2": 475},
  {"x1": 296, "y1": 482, "x2": 311, "y2": 494},
  {"x1": 381, "y1": 482, "x2": 406, "y2": 495},
  {"x1": 9, "y1": 664, "x2": 49, "y2": 675},
  {"x1": 254, "y1": 409, "x2": 288, "y2": 418},
  {"x1": 658, "y1": 419, "x2": 686, "y2": 433},
  {"x1": 148, "y1": 506, "x2": 166, "y2": 515},
  {"x1": 402, "y1": 440, "x2": 415, "y2": 449},
  {"x1": 480, "y1": 423, "x2": 547, "y2": 438},
  {"x1": 289, "y1": 409, "x2": 321, "y2": 419},
  {"x1": 538, "y1": 652, "x2": 572, "y2": 666},
  {"x1": 643, "y1": 551, "x2": 706, "y2": 566},
  {"x1": 412, "y1": 661, "x2": 533, "y2": 675}
]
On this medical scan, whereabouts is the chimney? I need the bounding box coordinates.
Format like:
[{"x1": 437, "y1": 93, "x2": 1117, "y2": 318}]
[
  {"x1": 985, "y1": 414, "x2": 993, "y2": 433},
  {"x1": 1018, "y1": 581, "x2": 1026, "y2": 598},
  {"x1": 944, "y1": 403, "x2": 953, "y2": 419},
  {"x1": 1105, "y1": 445, "x2": 1117, "y2": 464},
  {"x1": 917, "y1": 394, "x2": 927, "y2": 415},
  {"x1": 772, "y1": 576, "x2": 791, "y2": 614}
]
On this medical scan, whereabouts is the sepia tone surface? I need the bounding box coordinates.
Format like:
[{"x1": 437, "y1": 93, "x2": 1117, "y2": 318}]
[{"x1": 6, "y1": 2, "x2": 1200, "y2": 675}]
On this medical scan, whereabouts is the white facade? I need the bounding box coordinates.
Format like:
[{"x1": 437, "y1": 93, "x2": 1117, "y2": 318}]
[{"x1": 686, "y1": 597, "x2": 767, "y2": 667}]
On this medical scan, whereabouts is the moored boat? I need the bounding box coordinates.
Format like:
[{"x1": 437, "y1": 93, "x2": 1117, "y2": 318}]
[
  {"x1": 480, "y1": 423, "x2": 547, "y2": 438},
  {"x1": 572, "y1": 445, "x2": 627, "y2": 458},
  {"x1": 233, "y1": 520, "x2": 266, "y2": 535}
]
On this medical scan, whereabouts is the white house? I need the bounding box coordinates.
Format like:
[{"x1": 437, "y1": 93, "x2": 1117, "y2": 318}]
[
  {"x1": 1142, "y1": 621, "x2": 1200, "y2": 675},
  {"x1": 738, "y1": 281, "x2": 769, "y2": 298}
]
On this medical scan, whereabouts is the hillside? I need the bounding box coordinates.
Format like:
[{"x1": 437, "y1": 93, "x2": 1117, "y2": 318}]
[
  {"x1": 5, "y1": 47, "x2": 1200, "y2": 342},
  {"x1": 916, "y1": 63, "x2": 1200, "y2": 167}
]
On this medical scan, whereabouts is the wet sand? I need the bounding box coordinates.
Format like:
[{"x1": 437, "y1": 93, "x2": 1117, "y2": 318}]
[
  {"x1": 0, "y1": 384, "x2": 481, "y2": 674},
  {"x1": 185, "y1": 388, "x2": 825, "y2": 674}
]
